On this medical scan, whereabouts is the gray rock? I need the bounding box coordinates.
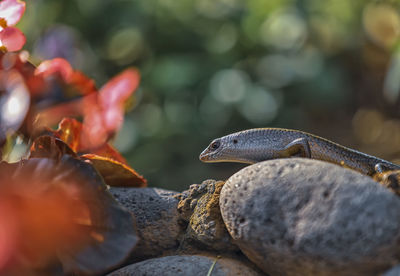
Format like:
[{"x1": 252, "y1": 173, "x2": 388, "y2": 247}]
[
  {"x1": 220, "y1": 158, "x2": 400, "y2": 276},
  {"x1": 383, "y1": 264, "x2": 400, "y2": 276},
  {"x1": 107, "y1": 255, "x2": 264, "y2": 276},
  {"x1": 110, "y1": 187, "x2": 181, "y2": 260}
]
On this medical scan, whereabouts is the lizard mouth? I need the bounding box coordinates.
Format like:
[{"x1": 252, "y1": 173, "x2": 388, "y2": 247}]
[
  {"x1": 199, "y1": 148, "x2": 211, "y2": 162},
  {"x1": 199, "y1": 148, "x2": 224, "y2": 163}
]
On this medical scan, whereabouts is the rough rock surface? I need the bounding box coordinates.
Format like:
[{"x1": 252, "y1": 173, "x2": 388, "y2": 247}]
[
  {"x1": 107, "y1": 255, "x2": 263, "y2": 276},
  {"x1": 220, "y1": 158, "x2": 400, "y2": 276},
  {"x1": 110, "y1": 187, "x2": 181, "y2": 260},
  {"x1": 177, "y1": 180, "x2": 239, "y2": 252}
]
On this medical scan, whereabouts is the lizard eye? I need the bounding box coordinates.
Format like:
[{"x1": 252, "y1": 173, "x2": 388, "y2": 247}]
[{"x1": 209, "y1": 140, "x2": 220, "y2": 151}]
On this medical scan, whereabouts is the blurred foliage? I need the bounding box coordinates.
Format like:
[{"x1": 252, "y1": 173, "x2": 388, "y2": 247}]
[{"x1": 19, "y1": 0, "x2": 400, "y2": 190}]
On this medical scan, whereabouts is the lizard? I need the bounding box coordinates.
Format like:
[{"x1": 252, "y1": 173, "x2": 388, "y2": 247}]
[{"x1": 199, "y1": 128, "x2": 400, "y2": 177}]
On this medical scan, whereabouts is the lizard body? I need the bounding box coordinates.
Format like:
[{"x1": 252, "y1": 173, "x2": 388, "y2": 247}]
[{"x1": 199, "y1": 128, "x2": 400, "y2": 176}]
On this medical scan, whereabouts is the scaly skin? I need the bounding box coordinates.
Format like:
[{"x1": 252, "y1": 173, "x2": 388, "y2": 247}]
[{"x1": 199, "y1": 128, "x2": 400, "y2": 176}]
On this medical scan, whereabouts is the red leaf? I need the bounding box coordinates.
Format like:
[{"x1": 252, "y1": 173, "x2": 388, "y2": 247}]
[
  {"x1": 32, "y1": 98, "x2": 83, "y2": 132},
  {"x1": 35, "y1": 58, "x2": 97, "y2": 98},
  {"x1": 0, "y1": 26, "x2": 25, "y2": 51},
  {"x1": 35, "y1": 57, "x2": 73, "y2": 83},
  {"x1": 69, "y1": 71, "x2": 97, "y2": 95},
  {"x1": 99, "y1": 68, "x2": 140, "y2": 106},
  {"x1": 0, "y1": 0, "x2": 25, "y2": 27},
  {"x1": 82, "y1": 68, "x2": 140, "y2": 148}
]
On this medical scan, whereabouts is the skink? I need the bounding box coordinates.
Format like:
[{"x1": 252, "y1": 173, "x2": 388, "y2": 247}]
[{"x1": 199, "y1": 128, "x2": 400, "y2": 176}]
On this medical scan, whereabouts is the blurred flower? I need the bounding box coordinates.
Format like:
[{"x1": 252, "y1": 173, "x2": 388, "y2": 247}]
[{"x1": 0, "y1": 0, "x2": 25, "y2": 52}]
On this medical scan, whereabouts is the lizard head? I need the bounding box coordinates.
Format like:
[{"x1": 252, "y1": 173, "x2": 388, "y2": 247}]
[
  {"x1": 199, "y1": 138, "x2": 223, "y2": 162},
  {"x1": 199, "y1": 133, "x2": 254, "y2": 163}
]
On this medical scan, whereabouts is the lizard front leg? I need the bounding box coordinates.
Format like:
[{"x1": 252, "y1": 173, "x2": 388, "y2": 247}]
[{"x1": 278, "y1": 138, "x2": 311, "y2": 158}]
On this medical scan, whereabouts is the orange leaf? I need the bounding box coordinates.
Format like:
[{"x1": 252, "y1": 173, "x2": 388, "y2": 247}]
[
  {"x1": 51, "y1": 117, "x2": 83, "y2": 152},
  {"x1": 46, "y1": 118, "x2": 129, "y2": 164},
  {"x1": 90, "y1": 143, "x2": 128, "y2": 164},
  {"x1": 82, "y1": 154, "x2": 147, "y2": 187}
]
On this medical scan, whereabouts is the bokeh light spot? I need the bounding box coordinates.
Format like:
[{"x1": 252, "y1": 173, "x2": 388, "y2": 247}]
[
  {"x1": 363, "y1": 3, "x2": 400, "y2": 49},
  {"x1": 256, "y1": 54, "x2": 294, "y2": 88},
  {"x1": 0, "y1": 73, "x2": 30, "y2": 131},
  {"x1": 206, "y1": 23, "x2": 237, "y2": 53},
  {"x1": 195, "y1": 0, "x2": 242, "y2": 19},
  {"x1": 352, "y1": 109, "x2": 384, "y2": 144},
  {"x1": 210, "y1": 69, "x2": 249, "y2": 104},
  {"x1": 107, "y1": 27, "x2": 144, "y2": 65},
  {"x1": 260, "y1": 10, "x2": 307, "y2": 50},
  {"x1": 164, "y1": 100, "x2": 195, "y2": 127},
  {"x1": 239, "y1": 86, "x2": 279, "y2": 125}
]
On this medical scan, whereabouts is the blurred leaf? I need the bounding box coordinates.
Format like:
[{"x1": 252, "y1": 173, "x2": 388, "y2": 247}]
[
  {"x1": 29, "y1": 135, "x2": 77, "y2": 160},
  {"x1": 0, "y1": 156, "x2": 138, "y2": 275},
  {"x1": 35, "y1": 57, "x2": 97, "y2": 95},
  {"x1": 43, "y1": 117, "x2": 146, "y2": 186},
  {"x1": 82, "y1": 68, "x2": 140, "y2": 149},
  {"x1": 50, "y1": 118, "x2": 130, "y2": 164}
]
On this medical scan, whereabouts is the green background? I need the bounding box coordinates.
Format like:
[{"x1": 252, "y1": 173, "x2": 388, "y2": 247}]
[{"x1": 20, "y1": 0, "x2": 400, "y2": 191}]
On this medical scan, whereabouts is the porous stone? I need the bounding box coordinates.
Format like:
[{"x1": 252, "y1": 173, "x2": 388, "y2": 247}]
[
  {"x1": 177, "y1": 180, "x2": 239, "y2": 252},
  {"x1": 220, "y1": 158, "x2": 400, "y2": 276},
  {"x1": 110, "y1": 187, "x2": 181, "y2": 261},
  {"x1": 107, "y1": 255, "x2": 263, "y2": 276}
]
